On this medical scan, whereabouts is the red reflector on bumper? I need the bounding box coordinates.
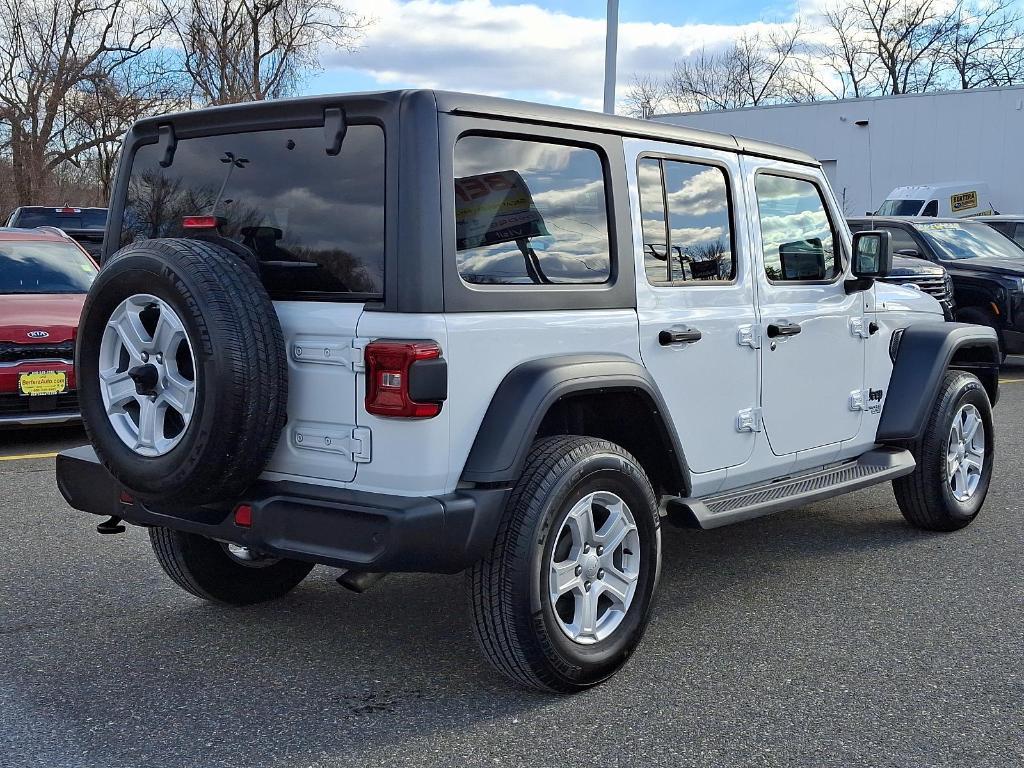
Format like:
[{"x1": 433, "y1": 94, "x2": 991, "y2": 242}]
[
  {"x1": 234, "y1": 504, "x2": 253, "y2": 527},
  {"x1": 118, "y1": 491, "x2": 134, "y2": 505}
]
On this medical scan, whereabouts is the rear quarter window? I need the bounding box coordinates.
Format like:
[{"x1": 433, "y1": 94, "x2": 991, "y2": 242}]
[
  {"x1": 453, "y1": 135, "x2": 611, "y2": 285},
  {"x1": 121, "y1": 124, "x2": 385, "y2": 299}
]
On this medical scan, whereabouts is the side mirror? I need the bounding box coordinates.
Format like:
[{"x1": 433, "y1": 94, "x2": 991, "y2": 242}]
[{"x1": 852, "y1": 230, "x2": 891, "y2": 278}]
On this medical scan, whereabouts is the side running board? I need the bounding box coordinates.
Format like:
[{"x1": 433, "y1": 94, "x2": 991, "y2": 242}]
[{"x1": 667, "y1": 447, "x2": 916, "y2": 530}]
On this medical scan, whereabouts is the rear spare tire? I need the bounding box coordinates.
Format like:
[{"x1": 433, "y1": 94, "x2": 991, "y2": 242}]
[{"x1": 77, "y1": 238, "x2": 287, "y2": 505}]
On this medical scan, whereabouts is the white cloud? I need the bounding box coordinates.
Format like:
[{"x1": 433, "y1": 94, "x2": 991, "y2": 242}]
[{"x1": 324, "y1": 0, "x2": 802, "y2": 110}]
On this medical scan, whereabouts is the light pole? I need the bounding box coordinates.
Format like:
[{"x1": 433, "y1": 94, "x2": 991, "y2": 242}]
[{"x1": 603, "y1": 0, "x2": 619, "y2": 115}]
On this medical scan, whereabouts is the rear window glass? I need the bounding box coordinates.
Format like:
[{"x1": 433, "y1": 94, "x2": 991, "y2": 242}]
[
  {"x1": 121, "y1": 124, "x2": 385, "y2": 299},
  {"x1": 453, "y1": 135, "x2": 610, "y2": 285},
  {"x1": 15, "y1": 208, "x2": 107, "y2": 230},
  {"x1": 0, "y1": 241, "x2": 97, "y2": 294}
]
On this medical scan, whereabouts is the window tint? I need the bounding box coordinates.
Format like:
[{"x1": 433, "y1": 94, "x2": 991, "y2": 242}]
[
  {"x1": 883, "y1": 227, "x2": 920, "y2": 255},
  {"x1": 878, "y1": 199, "x2": 924, "y2": 216},
  {"x1": 921, "y1": 200, "x2": 938, "y2": 217},
  {"x1": 0, "y1": 241, "x2": 97, "y2": 294},
  {"x1": 123, "y1": 124, "x2": 385, "y2": 299},
  {"x1": 15, "y1": 208, "x2": 106, "y2": 230},
  {"x1": 453, "y1": 136, "x2": 610, "y2": 285},
  {"x1": 755, "y1": 175, "x2": 840, "y2": 282},
  {"x1": 1015, "y1": 223, "x2": 1024, "y2": 249},
  {"x1": 638, "y1": 157, "x2": 734, "y2": 284}
]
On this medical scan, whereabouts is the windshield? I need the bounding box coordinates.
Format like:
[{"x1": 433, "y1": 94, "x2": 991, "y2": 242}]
[
  {"x1": 15, "y1": 208, "x2": 107, "y2": 230},
  {"x1": 0, "y1": 241, "x2": 97, "y2": 294},
  {"x1": 877, "y1": 199, "x2": 923, "y2": 216},
  {"x1": 121, "y1": 124, "x2": 385, "y2": 299},
  {"x1": 917, "y1": 221, "x2": 1024, "y2": 260}
]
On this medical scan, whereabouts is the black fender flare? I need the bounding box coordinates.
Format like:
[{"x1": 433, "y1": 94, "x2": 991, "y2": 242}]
[
  {"x1": 877, "y1": 321, "x2": 1000, "y2": 442},
  {"x1": 460, "y1": 354, "x2": 690, "y2": 492}
]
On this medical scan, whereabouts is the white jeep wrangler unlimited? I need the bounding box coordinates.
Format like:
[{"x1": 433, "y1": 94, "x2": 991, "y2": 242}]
[{"x1": 56, "y1": 91, "x2": 1000, "y2": 692}]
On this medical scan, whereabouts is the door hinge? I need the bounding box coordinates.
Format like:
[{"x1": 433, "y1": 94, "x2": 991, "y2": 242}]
[
  {"x1": 291, "y1": 423, "x2": 372, "y2": 463},
  {"x1": 291, "y1": 336, "x2": 369, "y2": 372},
  {"x1": 736, "y1": 407, "x2": 763, "y2": 432},
  {"x1": 849, "y1": 317, "x2": 872, "y2": 339},
  {"x1": 737, "y1": 324, "x2": 762, "y2": 349}
]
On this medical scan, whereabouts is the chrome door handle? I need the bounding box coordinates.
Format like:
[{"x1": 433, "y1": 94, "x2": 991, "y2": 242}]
[{"x1": 659, "y1": 326, "x2": 702, "y2": 346}]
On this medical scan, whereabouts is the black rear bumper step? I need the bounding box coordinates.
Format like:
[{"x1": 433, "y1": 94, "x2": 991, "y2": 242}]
[
  {"x1": 56, "y1": 445, "x2": 508, "y2": 574},
  {"x1": 668, "y1": 447, "x2": 916, "y2": 530}
]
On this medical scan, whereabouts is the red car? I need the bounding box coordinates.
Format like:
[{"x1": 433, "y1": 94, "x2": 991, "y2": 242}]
[{"x1": 0, "y1": 227, "x2": 98, "y2": 427}]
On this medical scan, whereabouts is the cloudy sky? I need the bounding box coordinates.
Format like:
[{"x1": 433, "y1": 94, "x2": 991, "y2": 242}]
[{"x1": 307, "y1": 0, "x2": 811, "y2": 111}]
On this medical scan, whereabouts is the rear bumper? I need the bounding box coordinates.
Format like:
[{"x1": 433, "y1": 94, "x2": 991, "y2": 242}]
[
  {"x1": 0, "y1": 410, "x2": 81, "y2": 427},
  {"x1": 55, "y1": 445, "x2": 509, "y2": 574}
]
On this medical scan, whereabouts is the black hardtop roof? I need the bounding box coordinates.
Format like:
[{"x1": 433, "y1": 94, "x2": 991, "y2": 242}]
[{"x1": 130, "y1": 89, "x2": 818, "y2": 167}]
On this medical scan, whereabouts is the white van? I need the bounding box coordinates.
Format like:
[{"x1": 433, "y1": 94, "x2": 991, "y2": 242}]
[{"x1": 875, "y1": 182, "x2": 998, "y2": 218}]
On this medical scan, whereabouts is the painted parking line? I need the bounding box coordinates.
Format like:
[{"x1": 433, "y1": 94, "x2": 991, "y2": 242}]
[
  {"x1": 0, "y1": 451, "x2": 59, "y2": 462},
  {"x1": 1000, "y1": 378, "x2": 1024, "y2": 384}
]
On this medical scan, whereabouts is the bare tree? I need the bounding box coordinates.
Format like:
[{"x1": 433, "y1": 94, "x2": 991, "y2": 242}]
[
  {"x1": 666, "y1": 24, "x2": 809, "y2": 112},
  {"x1": 163, "y1": 0, "x2": 371, "y2": 106},
  {"x1": 945, "y1": 0, "x2": 1024, "y2": 88},
  {"x1": 854, "y1": 0, "x2": 951, "y2": 94},
  {"x1": 70, "y1": 57, "x2": 188, "y2": 199},
  {"x1": 0, "y1": 0, "x2": 166, "y2": 205},
  {"x1": 819, "y1": 4, "x2": 883, "y2": 98},
  {"x1": 623, "y1": 74, "x2": 667, "y2": 118}
]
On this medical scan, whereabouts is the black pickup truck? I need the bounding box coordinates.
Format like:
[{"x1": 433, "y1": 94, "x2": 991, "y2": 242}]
[
  {"x1": 850, "y1": 216, "x2": 1024, "y2": 360},
  {"x1": 5, "y1": 206, "x2": 107, "y2": 258}
]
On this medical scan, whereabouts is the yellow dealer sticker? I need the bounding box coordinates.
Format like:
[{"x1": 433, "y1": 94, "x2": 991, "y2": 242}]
[
  {"x1": 18, "y1": 370, "x2": 68, "y2": 396},
  {"x1": 951, "y1": 191, "x2": 978, "y2": 212}
]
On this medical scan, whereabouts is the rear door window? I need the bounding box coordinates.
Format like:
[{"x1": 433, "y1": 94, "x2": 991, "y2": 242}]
[
  {"x1": 637, "y1": 157, "x2": 735, "y2": 284},
  {"x1": 453, "y1": 135, "x2": 610, "y2": 285},
  {"x1": 122, "y1": 124, "x2": 385, "y2": 299}
]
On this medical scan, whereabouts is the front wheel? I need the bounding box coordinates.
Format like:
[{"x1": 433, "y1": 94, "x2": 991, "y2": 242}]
[
  {"x1": 468, "y1": 436, "x2": 661, "y2": 693},
  {"x1": 893, "y1": 370, "x2": 994, "y2": 532},
  {"x1": 149, "y1": 528, "x2": 314, "y2": 605}
]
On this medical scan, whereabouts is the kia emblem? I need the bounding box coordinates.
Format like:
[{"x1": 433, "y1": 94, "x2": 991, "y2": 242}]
[{"x1": 27, "y1": 330, "x2": 49, "y2": 339}]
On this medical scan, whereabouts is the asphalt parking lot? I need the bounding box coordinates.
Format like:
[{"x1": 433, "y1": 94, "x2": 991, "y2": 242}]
[{"x1": 2, "y1": 369, "x2": 1022, "y2": 768}]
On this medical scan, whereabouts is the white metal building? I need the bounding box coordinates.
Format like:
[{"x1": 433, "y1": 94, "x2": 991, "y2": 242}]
[{"x1": 656, "y1": 86, "x2": 1024, "y2": 217}]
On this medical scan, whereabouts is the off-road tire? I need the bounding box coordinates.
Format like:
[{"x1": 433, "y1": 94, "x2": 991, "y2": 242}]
[
  {"x1": 149, "y1": 528, "x2": 314, "y2": 605},
  {"x1": 77, "y1": 238, "x2": 287, "y2": 505},
  {"x1": 468, "y1": 436, "x2": 661, "y2": 693},
  {"x1": 893, "y1": 370, "x2": 994, "y2": 531}
]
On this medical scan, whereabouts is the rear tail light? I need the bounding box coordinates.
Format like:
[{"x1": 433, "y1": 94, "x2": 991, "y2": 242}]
[
  {"x1": 364, "y1": 340, "x2": 445, "y2": 418},
  {"x1": 234, "y1": 504, "x2": 253, "y2": 527}
]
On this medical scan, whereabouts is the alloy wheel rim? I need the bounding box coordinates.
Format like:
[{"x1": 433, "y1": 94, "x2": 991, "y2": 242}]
[
  {"x1": 98, "y1": 294, "x2": 197, "y2": 457},
  {"x1": 548, "y1": 490, "x2": 641, "y2": 645},
  {"x1": 946, "y1": 403, "x2": 985, "y2": 502}
]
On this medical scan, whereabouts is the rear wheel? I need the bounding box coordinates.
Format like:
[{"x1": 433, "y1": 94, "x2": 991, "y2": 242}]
[
  {"x1": 893, "y1": 370, "x2": 994, "y2": 532},
  {"x1": 149, "y1": 528, "x2": 314, "y2": 605},
  {"x1": 468, "y1": 436, "x2": 661, "y2": 693}
]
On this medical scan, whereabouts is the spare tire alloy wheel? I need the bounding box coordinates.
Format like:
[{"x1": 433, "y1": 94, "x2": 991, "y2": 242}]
[
  {"x1": 99, "y1": 294, "x2": 197, "y2": 457},
  {"x1": 77, "y1": 238, "x2": 288, "y2": 505}
]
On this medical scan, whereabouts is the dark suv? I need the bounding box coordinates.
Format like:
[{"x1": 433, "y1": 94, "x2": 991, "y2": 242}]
[
  {"x1": 5, "y1": 206, "x2": 107, "y2": 258},
  {"x1": 849, "y1": 216, "x2": 1024, "y2": 358},
  {"x1": 884, "y1": 253, "x2": 955, "y2": 319}
]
